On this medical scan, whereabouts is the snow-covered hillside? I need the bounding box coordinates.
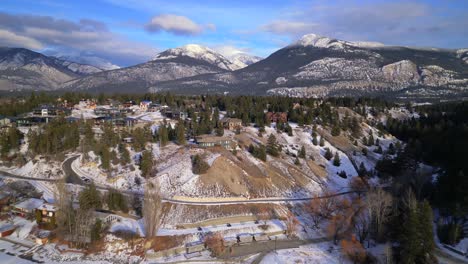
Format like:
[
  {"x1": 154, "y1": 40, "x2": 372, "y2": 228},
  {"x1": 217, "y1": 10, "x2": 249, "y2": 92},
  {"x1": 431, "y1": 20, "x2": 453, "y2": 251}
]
[
  {"x1": 153, "y1": 44, "x2": 241, "y2": 71},
  {"x1": 227, "y1": 53, "x2": 262, "y2": 69}
]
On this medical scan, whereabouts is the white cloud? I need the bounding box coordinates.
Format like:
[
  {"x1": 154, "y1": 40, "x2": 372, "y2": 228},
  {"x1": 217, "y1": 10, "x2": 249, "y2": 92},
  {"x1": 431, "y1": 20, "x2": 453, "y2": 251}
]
[
  {"x1": 145, "y1": 14, "x2": 204, "y2": 35},
  {"x1": 0, "y1": 12, "x2": 157, "y2": 66},
  {"x1": 261, "y1": 20, "x2": 318, "y2": 35},
  {"x1": 0, "y1": 29, "x2": 43, "y2": 50}
]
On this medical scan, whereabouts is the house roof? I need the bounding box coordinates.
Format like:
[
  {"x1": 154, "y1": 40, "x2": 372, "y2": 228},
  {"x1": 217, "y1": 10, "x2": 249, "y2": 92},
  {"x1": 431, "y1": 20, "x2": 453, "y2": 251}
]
[
  {"x1": 37, "y1": 203, "x2": 57, "y2": 212},
  {"x1": 0, "y1": 224, "x2": 15, "y2": 233},
  {"x1": 222, "y1": 117, "x2": 242, "y2": 123},
  {"x1": 13, "y1": 198, "x2": 44, "y2": 211},
  {"x1": 196, "y1": 135, "x2": 232, "y2": 144}
]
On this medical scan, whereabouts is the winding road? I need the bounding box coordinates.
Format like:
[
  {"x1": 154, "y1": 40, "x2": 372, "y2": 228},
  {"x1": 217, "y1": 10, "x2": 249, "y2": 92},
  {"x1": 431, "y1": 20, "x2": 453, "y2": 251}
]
[{"x1": 0, "y1": 155, "x2": 360, "y2": 205}]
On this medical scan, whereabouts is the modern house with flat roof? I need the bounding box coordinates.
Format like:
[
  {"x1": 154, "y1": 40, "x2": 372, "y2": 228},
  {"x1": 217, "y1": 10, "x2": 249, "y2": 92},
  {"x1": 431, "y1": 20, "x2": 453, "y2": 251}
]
[{"x1": 196, "y1": 135, "x2": 236, "y2": 150}]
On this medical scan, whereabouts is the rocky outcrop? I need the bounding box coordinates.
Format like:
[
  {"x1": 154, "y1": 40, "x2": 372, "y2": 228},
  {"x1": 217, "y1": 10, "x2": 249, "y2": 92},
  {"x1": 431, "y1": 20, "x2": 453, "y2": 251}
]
[{"x1": 382, "y1": 60, "x2": 420, "y2": 83}]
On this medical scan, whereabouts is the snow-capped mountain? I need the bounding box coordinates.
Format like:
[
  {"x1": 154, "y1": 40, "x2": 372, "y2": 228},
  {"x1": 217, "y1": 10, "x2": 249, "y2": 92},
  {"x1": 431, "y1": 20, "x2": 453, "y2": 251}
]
[
  {"x1": 228, "y1": 53, "x2": 263, "y2": 69},
  {"x1": 0, "y1": 47, "x2": 103, "y2": 91},
  {"x1": 64, "y1": 45, "x2": 233, "y2": 93},
  {"x1": 153, "y1": 44, "x2": 241, "y2": 71},
  {"x1": 291, "y1": 33, "x2": 385, "y2": 49},
  {"x1": 154, "y1": 34, "x2": 468, "y2": 100}
]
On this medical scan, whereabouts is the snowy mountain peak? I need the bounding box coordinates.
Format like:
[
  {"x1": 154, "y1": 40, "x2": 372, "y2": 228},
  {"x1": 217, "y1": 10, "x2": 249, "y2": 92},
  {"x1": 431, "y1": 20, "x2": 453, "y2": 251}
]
[
  {"x1": 228, "y1": 53, "x2": 263, "y2": 69},
  {"x1": 294, "y1": 33, "x2": 338, "y2": 48},
  {"x1": 292, "y1": 33, "x2": 386, "y2": 50},
  {"x1": 153, "y1": 44, "x2": 241, "y2": 71}
]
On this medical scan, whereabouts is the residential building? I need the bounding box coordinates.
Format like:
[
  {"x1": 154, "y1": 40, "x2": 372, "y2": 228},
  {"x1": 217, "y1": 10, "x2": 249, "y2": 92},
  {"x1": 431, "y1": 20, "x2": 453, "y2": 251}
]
[
  {"x1": 221, "y1": 118, "x2": 242, "y2": 130},
  {"x1": 266, "y1": 112, "x2": 288, "y2": 123},
  {"x1": 12, "y1": 198, "x2": 44, "y2": 217},
  {"x1": 196, "y1": 135, "x2": 236, "y2": 150},
  {"x1": 139, "y1": 100, "x2": 152, "y2": 112},
  {"x1": 36, "y1": 203, "x2": 57, "y2": 224}
]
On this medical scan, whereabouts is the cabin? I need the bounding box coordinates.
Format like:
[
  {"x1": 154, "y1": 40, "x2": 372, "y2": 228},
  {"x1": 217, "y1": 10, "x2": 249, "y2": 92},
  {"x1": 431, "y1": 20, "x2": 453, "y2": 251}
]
[
  {"x1": 266, "y1": 112, "x2": 288, "y2": 123},
  {"x1": 35, "y1": 203, "x2": 57, "y2": 224},
  {"x1": 221, "y1": 118, "x2": 242, "y2": 130},
  {"x1": 139, "y1": 100, "x2": 152, "y2": 112},
  {"x1": 12, "y1": 198, "x2": 44, "y2": 217},
  {"x1": 196, "y1": 136, "x2": 236, "y2": 150}
]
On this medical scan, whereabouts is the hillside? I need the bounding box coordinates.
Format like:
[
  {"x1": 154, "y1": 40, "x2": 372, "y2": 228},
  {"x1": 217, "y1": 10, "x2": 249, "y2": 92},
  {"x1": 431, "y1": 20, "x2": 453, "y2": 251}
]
[
  {"x1": 0, "y1": 47, "x2": 104, "y2": 91},
  {"x1": 156, "y1": 34, "x2": 468, "y2": 100}
]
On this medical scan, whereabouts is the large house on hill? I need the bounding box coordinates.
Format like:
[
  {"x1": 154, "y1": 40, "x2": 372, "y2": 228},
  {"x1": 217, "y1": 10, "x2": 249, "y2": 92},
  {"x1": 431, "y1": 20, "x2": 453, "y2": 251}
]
[
  {"x1": 196, "y1": 135, "x2": 237, "y2": 150},
  {"x1": 221, "y1": 118, "x2": 242, "y2": 130}
]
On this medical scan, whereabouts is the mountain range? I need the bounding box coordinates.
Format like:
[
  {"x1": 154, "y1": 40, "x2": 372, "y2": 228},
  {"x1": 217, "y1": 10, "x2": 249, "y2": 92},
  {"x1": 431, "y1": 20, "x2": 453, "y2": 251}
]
[{"x1": 1, "y1": 34, "x2": 467, "y2": 100}]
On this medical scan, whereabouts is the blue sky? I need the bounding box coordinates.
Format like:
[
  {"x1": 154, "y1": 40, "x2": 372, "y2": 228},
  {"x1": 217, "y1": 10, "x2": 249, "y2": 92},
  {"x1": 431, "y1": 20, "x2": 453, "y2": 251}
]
[{"x1": 0, "y1": 0, "x2": 466, "y2": 67}]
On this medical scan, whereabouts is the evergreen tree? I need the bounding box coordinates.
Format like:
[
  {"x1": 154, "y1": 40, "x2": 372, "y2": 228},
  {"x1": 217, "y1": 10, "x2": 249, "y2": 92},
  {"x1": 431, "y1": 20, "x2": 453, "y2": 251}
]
[
  {"x1": 333, "y1": 152, "x2": 341, "y2": 166},
  {"x1": 78, "y1": 183, "x2": 102, "y2": 210},
  {"x1": 120, "y1": 146, "x2": 131, "y2": 165},
  {"x1": 319, "y1": 137, "x2": 325, "y2": 147},
  {"x1": 294, "y1": 157, "x2": 301, "y2": 165},
  {"x1": 215, "y1": 122, "x2": 224, "y2": 136},
  {"x1": 417, "y1": 200, "x2": 435, "y2": 262},
  {"x1": 358, "y1": 162, "x2": 367, "y2": 177},
  {"x1": 362, "y1": 147, "x2": 368, "y2": 156},
  {"x1": 312, "y1": 136, "x2": 318, "y2": 146},
  {"x1": 298, "y1": 146, "x2": 306, "y2": 159},
  {"x1": 257, "y1": 144, "x2": 267, "y2": 161},
  {"x1": 139, "y1": 150, "x2": 154, "y2": 178},
  {"x1": 100, "y1": 146, "x2": 111, "y2": 171},
  {"x1": 399, "y1": 205, "x2": 420, "y2": 263},
  {"x1": 176, "y1": 122, "x2": 186, "y2": 145},
  {"x1": 324, "y1": 148, "x2": 333, "y2": 160},
  {"x1": 91, "y1": 219, "x2": 102, "y2": 242},
  {"x1": 266, "y1": 134, "x2": 279, "y2": 157},
  {"x1": 159, "y1": 125, "x2": 169, "y2": 147},
  {"x1": 331, "y1": 125, "x2": 341, "y2": 136},
  {"x1": 192, "y1": 154, "x2": 210, "y2": 174}
]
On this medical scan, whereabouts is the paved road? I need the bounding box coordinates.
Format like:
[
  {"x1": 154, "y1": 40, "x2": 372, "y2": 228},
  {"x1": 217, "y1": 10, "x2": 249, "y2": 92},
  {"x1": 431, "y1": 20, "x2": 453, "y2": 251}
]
[
  {"x1": 435, "y1": 248, "x2": 468, "y2": 264},
  {"x1": 0, "y1": 170, "x2": 57, "y2": 182},
  {"x1": 1, "y1": 154, "x2": 360, "y2": 206},
  {"x1": 62, "y1": 155, "x2": 83, "y2": 184}
]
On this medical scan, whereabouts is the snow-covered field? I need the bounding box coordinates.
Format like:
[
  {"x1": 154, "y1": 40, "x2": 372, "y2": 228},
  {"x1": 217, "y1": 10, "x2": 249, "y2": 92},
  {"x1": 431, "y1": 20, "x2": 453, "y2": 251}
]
[{"x1": 260, "y1": 242, "x2": 346, "y2": 264}]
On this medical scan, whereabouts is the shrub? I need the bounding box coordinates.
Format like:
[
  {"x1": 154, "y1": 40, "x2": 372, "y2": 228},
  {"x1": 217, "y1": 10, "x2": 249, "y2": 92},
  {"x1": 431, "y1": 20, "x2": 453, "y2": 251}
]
[{"x1": 192, "y1": 155, "x2": 210, "y2": 174}]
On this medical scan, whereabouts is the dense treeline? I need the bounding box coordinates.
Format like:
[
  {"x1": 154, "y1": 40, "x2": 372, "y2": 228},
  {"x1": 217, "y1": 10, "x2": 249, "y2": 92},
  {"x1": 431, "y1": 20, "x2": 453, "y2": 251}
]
[{"x1": 384, "y1": 102, "x2": 468, "y2": 216}]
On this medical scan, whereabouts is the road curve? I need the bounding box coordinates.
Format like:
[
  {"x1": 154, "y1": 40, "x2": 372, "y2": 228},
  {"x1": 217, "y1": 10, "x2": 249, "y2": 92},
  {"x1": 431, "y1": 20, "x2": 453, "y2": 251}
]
[{"x1": 0, "y1": 155, "x2": 361, "y2": 206}]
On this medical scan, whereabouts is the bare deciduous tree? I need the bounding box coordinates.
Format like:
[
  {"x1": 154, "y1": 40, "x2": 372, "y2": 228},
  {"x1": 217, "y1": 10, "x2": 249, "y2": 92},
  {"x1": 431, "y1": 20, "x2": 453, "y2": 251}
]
[
  {"x1": 143, "y1": 180, "x2": 163, "y2": 238},
  {"x1": 72, "y1": 209, "x2": 94, "y2": 248},
  {"x1": 258, "y1": 207, "x2": 271, "y2": 225},
  {"x1": 365, "y1": 188, "x2": 393, "y2": 242},
  {"x1": 204, "y1": 233, "x2": 225, "y2": 257},
  {"x1": 54, "y1": 178, "x2": 74, "y2": 236},
  {"x1": 285, "y1": 211, "x2": 299, "y2": 238},
  {"x1": 308, "y1": 196, "x2": 324, "y2": 229}
]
